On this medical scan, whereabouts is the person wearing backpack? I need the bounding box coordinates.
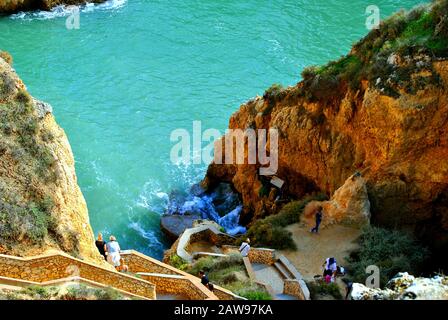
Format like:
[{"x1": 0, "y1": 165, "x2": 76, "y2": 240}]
[
  {"x1": 322, "y1": 257, "x2": 337, "y2": 280},
  {"x1": 239, "y1": 238, "x2": 251, "y2": 257}
]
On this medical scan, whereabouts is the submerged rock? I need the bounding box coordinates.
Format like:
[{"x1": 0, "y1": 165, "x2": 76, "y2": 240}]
[
  {"x1": 160, "y1": 214, "x2": 200, "y2": 241},
  {"x1": 351, "y1": 272, "x2": 448, "y2": 300}
]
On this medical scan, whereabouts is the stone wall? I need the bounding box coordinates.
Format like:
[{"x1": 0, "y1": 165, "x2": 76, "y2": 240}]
[
  {"x1": 122, "y1": 250, "x2": 245, "y2": 300},
  {"x1": 283, "y1": 279, "x2": 306, "y2": 300},
  {"x1": 138, "y1": 273, "x2": 215, "y2": 300},
  {"x1": 121, "y1": 250, "x2": 183, "y2": 276},
  {"x1": 212, "y1": 286, "x2": 246, "y2": 300},
  {"x1": 174, "y1": 225, "x2": 236, "y2": 262},
  {"x1": 0, "y1": 250, "x2": 248, "y2": 300},
  {"x1": 0, "y1": 253, "x2": 156, "y2": 299}
]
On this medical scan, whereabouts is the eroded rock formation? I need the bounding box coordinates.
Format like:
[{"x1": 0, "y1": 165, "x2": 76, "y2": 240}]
[
  {"x1": 202, "y1": 1, "x2": 448, "y2": 260},
  {"x1": 0, "y1": 53, "x2": 104, "y2": 264},
  {"x1": 351, "y1": 272, "x2": 448, "y2": 300},
  {"x1": 303, "y1": 173, "x2": 371, "y2": 228}
]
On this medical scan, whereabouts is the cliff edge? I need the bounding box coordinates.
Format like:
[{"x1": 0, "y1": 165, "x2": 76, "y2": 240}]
[{"x1": 0, "y1": 52, "x2": 103, "y2": 264}]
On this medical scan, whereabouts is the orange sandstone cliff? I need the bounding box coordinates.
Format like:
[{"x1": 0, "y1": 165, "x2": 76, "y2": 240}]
[
  {"x1": 202, "y1": 1, "x2": 448, "y2": 258},
  {"x1": 0, "y1": 52, "x2": 104, "y2": 264}
]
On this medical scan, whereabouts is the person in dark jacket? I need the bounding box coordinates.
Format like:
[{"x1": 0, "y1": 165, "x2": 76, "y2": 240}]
[
  {"x1": 199, "y1": 270, "x2": 209, "y2": 287},
  {"x1": 311, "y1": 206, "x2": 323, "y2": 233},
  {"x1": 95, "y1": 232, "x2": 107, "y2": 260}
]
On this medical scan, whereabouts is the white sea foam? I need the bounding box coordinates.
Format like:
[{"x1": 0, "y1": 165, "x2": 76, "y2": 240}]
[
  {"x1": 10, "y1": 0, "x2": 127, "y2": 20},
  {"x1": 135, "y1": 179, "x2": 169, "y2": 213},
  {"x1": 128, "y1": 221, "x2": 163, "y2": 250},
  {"x1": 91, "y1": 160, "x2": 116, "y2": 187}
]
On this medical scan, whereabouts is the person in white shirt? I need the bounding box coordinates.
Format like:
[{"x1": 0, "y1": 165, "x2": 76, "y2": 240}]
[
  {"x1": 105, "y1": 235, "x2": 122, "y2": 269},
  {"x1": 239, "y1": 238, "x2": 251, "y2": 257},
  {"x1": 322, "y1": 257, "x2": 337, "y2": 281}
]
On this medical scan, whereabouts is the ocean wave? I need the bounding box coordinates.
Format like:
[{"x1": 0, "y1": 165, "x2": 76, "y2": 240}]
[
  {"x1": 135, "y1": 179, "x2": 169, "y2": 213},
  {"x1": 10, "y1": 0, "x2": 127, "y2": 20},
  {"x1": 128, "y1": 221, "x2": 163, "y2": 251}
]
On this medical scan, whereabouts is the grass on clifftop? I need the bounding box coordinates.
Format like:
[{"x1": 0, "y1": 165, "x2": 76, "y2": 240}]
[
  {"x1": 0, "y1": 51, "x2": 12, "y2": 65},
  {"x1": 187, "y1": 254, "x2": 272, "y2": 300},
  {"x1": 241, "y1": 193, "x2": 327, "y2": 250},
  {"x1": 345, "y1": 226, "x2": 430, "y2": 287},
  {"x1": 0, "y1": 284, "x2": 126, "y2": 300},
  {"x1": 297, "y1": 0, "x2": 448, "y2": 101}
]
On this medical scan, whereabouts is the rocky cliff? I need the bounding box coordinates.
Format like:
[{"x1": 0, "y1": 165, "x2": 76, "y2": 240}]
[
  {"x1": 203, "y1": 1, "x2": 448, "y2": 262},
  {"x1": 0, "y1": 0, "x2": 106, "y2": 14},
  {"x1": 0, "y1": 52, "x2": 103, "y2": 264},
  {"x1": 351, "y1": 272, "x2": 448, "y2": 300}
]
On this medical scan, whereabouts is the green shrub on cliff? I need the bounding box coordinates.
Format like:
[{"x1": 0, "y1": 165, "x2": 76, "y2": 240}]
[
  {"x1": 346, "y1": 226, "x2": 429, "y2": 287},
  {"x1": 0, "y1": 71, "x2": 15, "y2": 98},
  {"x1": 262, "y1": 83, "x2": 285, "y2": 115},
  {"x1": 307, "y1": 281, "x2": 343, "y2": 300},
  {"x1": 298, "y1": 0, "x2": 448, "y2": 101},
  {"x1": 62, "y1": 284, "x2": 124, "y2": 300},
  {"x1": 236, "y1": 289, "x2": 272, "y2": 300},
  {"x1": 245, "y1": 223, "x2": 296, "y2": 250},
  {"x1": 169, "y1": 254, "x2": 189, "y2": 271},
  {"x1": 188, "y1": 254, "x2": 243, "y2": 276},
  {"x1": 0, "y1": 51, "x2": 13, "y2": 65},
  {"x1": 188, "y1": 256, "x2": 215, "y2": 275},
  {"x1": 187, "y1": 254, "x2": 272, "y2": 299},
  {"x1": 0, "y1": 199, "x2": 56, "y2": 244},
  {"x1": 0, "y1": 284, "x2": 127, "y2": 300},
  {"x1": 21, "y1": 285, "x2": 56, "y2": 299}
]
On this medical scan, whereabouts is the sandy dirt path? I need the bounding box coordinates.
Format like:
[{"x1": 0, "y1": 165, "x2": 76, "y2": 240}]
[{"x1": 279, "y1": 223, "x2": 362, "y2": 282}]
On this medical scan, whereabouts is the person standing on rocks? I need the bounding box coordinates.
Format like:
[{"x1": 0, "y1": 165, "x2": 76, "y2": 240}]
[
  {"x1": 239, "y1": 238, "x2": 251, "y2": 257},
  {"x1": 311, "y1": 206, "x2": 323, "y2": 233}
]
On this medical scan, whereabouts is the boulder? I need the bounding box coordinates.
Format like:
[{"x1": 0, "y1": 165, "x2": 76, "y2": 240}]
[
  {"x1": 351, "y1": 272, "x2": 448, "y2": 300},
  {"x1": 303, "y1": 173, "x2": 371, "y2": 228},
  {"x1": 160, "y1": 214, "x2": 200, "y2": 241}
]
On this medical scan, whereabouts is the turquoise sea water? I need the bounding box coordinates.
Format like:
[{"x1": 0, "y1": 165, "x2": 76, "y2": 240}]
[{"x1": 0, "y1": 0, "x2": 424, "y2": 259}]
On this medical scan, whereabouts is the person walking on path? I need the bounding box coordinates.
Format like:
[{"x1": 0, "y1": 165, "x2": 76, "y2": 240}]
[
  {"x1": 105, "y1": 235, "x2": 122, "y2": 269},
  {"x1": 239, "y1": 238, "x2": 251, "y2": 257},
  {"x1": 311, "y1": 206, "x2": 323, "y2": 233},
  {"x1": 342, "y1": 278, "x2": 353, "y2": 300},
  {"x1": 95, "y1": 232, "x2": 107, "y2": 260}
]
